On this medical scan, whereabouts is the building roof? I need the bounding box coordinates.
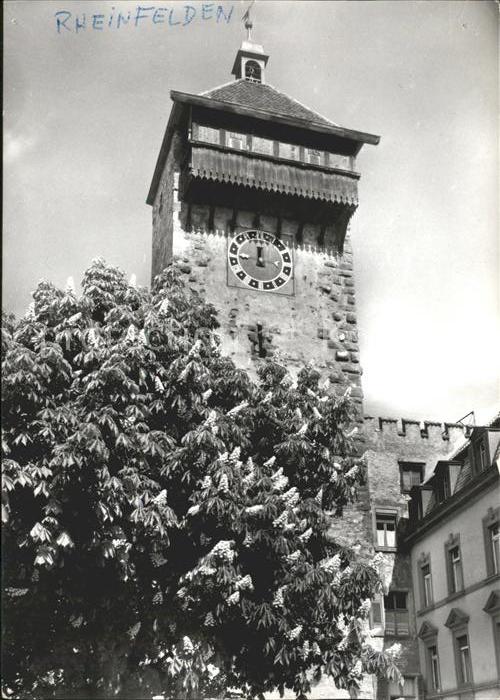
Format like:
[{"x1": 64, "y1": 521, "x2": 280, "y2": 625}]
[{"x1": 201, "y1": 79, "x2": 337, "y2": 128}]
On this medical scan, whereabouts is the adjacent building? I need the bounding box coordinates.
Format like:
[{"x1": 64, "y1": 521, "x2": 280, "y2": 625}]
[{"x1": 405, "y1": 420, "x2": 500, "y2": 699}]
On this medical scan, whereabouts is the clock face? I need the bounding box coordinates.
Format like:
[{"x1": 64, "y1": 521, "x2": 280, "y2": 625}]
[{"x1": 228, "y1": 230, "x2": 293, "y2": 292}]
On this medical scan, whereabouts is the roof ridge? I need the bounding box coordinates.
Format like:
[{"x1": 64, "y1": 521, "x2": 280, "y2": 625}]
[
  {"x1": 199, "y1": 78, "x2": 240, "y2": 97},
  {"x1": 263, "y1": 81, "x2": 339, "y2": 127}
]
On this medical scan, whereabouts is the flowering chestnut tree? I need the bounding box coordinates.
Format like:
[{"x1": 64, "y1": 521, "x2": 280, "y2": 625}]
[{"x1": 2, "y1": 259, "x2": 399, "y2": 699}]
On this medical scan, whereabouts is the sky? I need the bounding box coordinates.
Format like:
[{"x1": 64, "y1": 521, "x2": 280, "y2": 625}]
[{"x1": 3, "y1": 0, "x2": 499, "y2": 424}]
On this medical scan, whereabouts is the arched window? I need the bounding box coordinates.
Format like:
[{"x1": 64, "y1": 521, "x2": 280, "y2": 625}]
[{"x1": 245, "y1": 60, "x2": 261, "y2": 82}]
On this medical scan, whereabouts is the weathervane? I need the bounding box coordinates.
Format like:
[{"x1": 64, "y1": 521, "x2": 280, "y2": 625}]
[{"x1": 242, "y1": 0, "x2": 255, "y2": 41}]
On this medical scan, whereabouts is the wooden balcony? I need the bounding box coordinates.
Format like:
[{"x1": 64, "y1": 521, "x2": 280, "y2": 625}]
[{"x1": 181, "y1": 143, "x2": 359, "y2": 207}]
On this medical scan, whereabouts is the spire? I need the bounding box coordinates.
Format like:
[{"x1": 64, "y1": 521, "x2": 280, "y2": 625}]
[
  {"x1": 242, "y1": 1, "x2": 254, "y2": 41},
  {"x1": 232, "y1": 2, "x2": 269, "y2": 84}
]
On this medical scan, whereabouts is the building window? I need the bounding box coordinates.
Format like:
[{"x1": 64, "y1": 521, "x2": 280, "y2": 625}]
[
  {"x1": 328, "y1": 152, "x2": 351, "y2": 170},
  {"x1": 449, "y1": 546, "x2": 463, "y2": 593},
  {"x1": 369, "y1": 594, "x2": 384, "y2": 635},
  {"x1": 445, "y1": 535, "x2": 464, "y2": 595},
  {"x1": 428, "y1": 644, "x2": 441, "y2": 691},
  {"x1": 491, "y1": 524, "x2": 500, "y2": 575},
  {"x1": 399, "y1": 462, "x2": 424, "y2": 494},
  {"x1": 483, "y1": 591, "x2": 500, "y2": 679},
  {"x1": 252, "y1": 136, "x2": 274, "y2": 156},
  {"x1": 384, "y1": 592, "x2": 409, "y2": 636},
  {"x1": 445, "y1": 609, "x2": 473, "y2": 686},
  {"x1": 455, "y1": 633, "x2": 473, "y2": 685},
  {"x1": 483, "y1": 507, "x2": 500, "y2": 577},
  {"x1": 422, "y1": 563, "x2": 433, "y2": 607},
  {"x1": 196, "y1": 125, "x2": 220, "y2": 145},
  {"x1": 474, "y1": 438, "x2": 489, "y2": 471},
  {"x1": 244, "y1": 60, "x2": 261, "y2": 82},
  {"x1": 307, "y1": 148, "x2": 323, "y2": 165},
  {"x1": 227, "y1": 131, "x2": 247, "y2": 150},
  {"x1": 437, "y1": 469, "x2": 451, "y2": 503},
  {"x1": 279, "y1": 142, "x2": 300, "y2": 161},
  {"x1": 375, "y1": 512, "x2": 397, "y2": 549}
]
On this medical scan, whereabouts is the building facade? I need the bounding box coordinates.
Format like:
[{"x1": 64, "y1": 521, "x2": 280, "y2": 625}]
[
  {"x1": 147, "y1": 24, "x2": 499, "y2": 700},
  {"x1": 405, "y1": 422, "x2": 500, "y2": 700}
]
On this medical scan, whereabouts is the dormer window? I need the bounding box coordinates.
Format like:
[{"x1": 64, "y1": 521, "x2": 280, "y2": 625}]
[
  {"x1": 245, "y1": 60, "x2": 262, "y2": 82},
  {"x1": 473, "y1": 437, "x2": 488, "y2": 472}
]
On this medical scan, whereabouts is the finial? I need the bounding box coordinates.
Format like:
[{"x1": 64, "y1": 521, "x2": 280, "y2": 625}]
[{"x1": 242, "y1": 1, "x2": 255, "y2": 41}]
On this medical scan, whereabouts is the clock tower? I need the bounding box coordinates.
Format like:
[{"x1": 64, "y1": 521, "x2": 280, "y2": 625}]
[{"x1": 147, "y1": 23, "x2": 379, "y2": 408}]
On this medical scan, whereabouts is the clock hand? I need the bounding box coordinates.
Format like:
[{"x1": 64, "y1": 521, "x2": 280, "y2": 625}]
[
  {"x1": 272, "y1": 260, "x2": 281, "y2": 268},
  {"x1": 239, "y1": 253, "x2": 250, "y2": 259}
]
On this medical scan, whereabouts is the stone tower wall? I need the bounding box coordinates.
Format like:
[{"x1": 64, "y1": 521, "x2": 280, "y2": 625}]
[{"x1": 151, "y1": 134, "x2": 363, "y2": 403}]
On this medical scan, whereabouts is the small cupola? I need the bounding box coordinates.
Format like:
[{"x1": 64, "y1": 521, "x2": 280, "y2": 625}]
[{"x1": 231, "y1": 9, "x2": 269, "y2": 84}]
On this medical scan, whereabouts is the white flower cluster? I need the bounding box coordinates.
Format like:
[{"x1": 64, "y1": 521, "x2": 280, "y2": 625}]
[
  {"x1": 201, "y1": 475, "x2": 212, "y2": 489},
  {"x1": 385, "y1": 642, "x2": 402, "y2": 659},
  {"x1": 154, "y1": 376, "x2": 165, "y2": 392},
  {"x1": 235, "y1": 574, "x2": 254, "y2": 592},
  {"x1": 197, "y1": 565, "x2": 217, "y2": 576},
  {"x1": 243, "y1": 532, "x2": 253, "y2": 547},
  {"x1": 315, "y1": 487, "x2": 323, "y2": 505},
  {"x1": 282, "y1": 487, "x2": 299, "y2": 508},
  {"x1": 226, "y1": 590, "x2": 240, "y2": 605},
  {"x1": 245, "y1": 504, "x2": 264, "y2": 515},
  {"x1": 204, "y1": 612, "x2": 215, "y2": 627},
  {"x1": 206, "y1": 663, "x2": 220, "y2": 679},
  {"x1": 153, "y1": 489, "x2": 168, "y2": 506},
  {"x1": 337, "y1": 613, "x2": 348, "y2": 635},
  {"x1": 263, "y1": 455, "x2": 276, "y2": 467},
  {"x1": 299, "y1": 639, "x2": 310, "y2": 659},
  {"x1": 319, "y1": 554, "x2": 341, "y2": 574},
  {"x1": 345, "y1": 466, "x2": 359, "y2": 479},
  {"x1": 158, "y1": 298, "x2": 169, "y2": 315},
  {"x1": 206, "y1": 410, "x2": 218, "y2": 426},
  {"x1": 209, "y1": 540, "x2": 235, "y2": 562},
  {"x1": 272, "y1": 586, "x2": 285, "y2": 607},
  {"x1": 272, "y1": 474, "x2": 289, "y2": 493},
  {"x1": 182, "y1": 636, "x2": 194, "y2": 654},
  {"x1": 125, "y1": 325, "x2": 137, "y2": 343},
  {"x1": 351, "y1": 659, "x2": 362, "y2": 676},
  {"x1": 230, "y1": 446, "x2": 241, "y2": 459},
  {"x1": 87, "y1": 328, "x2": 100, "y2": 348},
  {"x1": 187, "y1": 504, "x2": 200, "y2": 517},
  {"x1": 188, "y1": 339, "x2": 202, "y2": 358},
  {"x1": 227, "y1": 402, "x2": 248, "y2": 416},
  {"x1": 287, "y1": 625, "x2": 302, "y2": 640},
  {"x1": 272, "y1": 511, "x2": 289, "y2": 529},
  {"x1": 242, "y1": 457, "x2": 256, "y2": 486},
  {"x1": 311, "y1": 641, "x2": 321, "y2": 656},
  {"x1": 286, "y1": 550, "x2": 301, "y2": 564},
  {"x1": 218, "y1": 473, "x2": 229, "y2": 493},
  {"x1": 299, "y1": 528, "x2": 312, "y2": 542}
]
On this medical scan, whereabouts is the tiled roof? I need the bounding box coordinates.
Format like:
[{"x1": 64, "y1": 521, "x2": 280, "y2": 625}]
[{"x1": 202, "y1": 79, "x2": 337, "y2": 128}]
